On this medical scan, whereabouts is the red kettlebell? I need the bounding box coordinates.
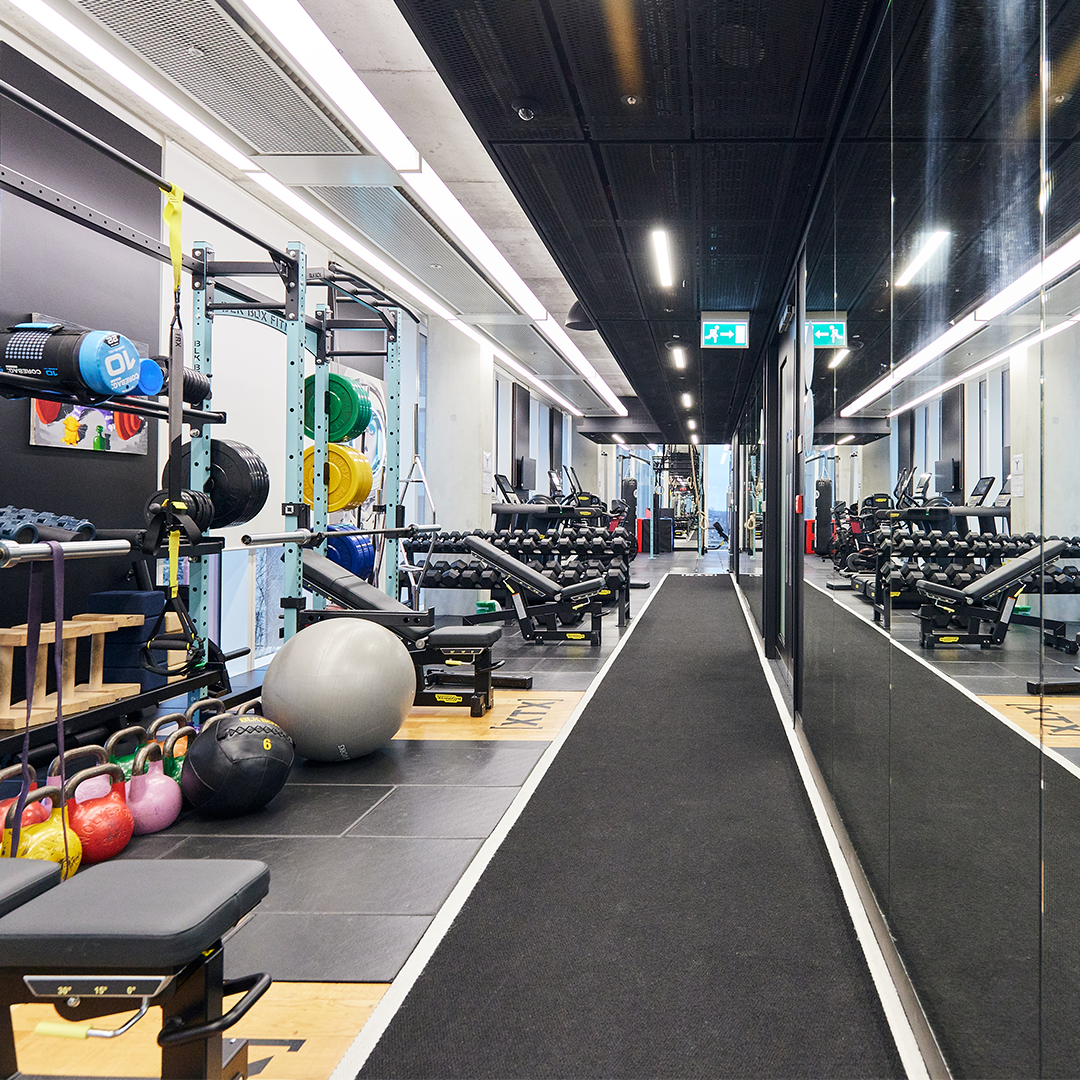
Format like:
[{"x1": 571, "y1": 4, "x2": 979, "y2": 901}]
[
  {"x1": 46, "y1": 746, "x2": 110, "y2": 804},
  {"x1": 0, "y1": 764, "x2": 48, "y2": 828},
  {"x1": 127, "y1": 742, "x2": 182, "y2": 835},
  {"x1": 66, "y1": 764, "x2": 134, "y2": 864}
]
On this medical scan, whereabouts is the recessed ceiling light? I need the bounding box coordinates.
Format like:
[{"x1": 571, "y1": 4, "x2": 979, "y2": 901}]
[
  {"x1": 828, "y1": 348, "x2": 850, "y2": 370},
  {"x1": 690, "y1": 433, "x2": 699, "y2": 444},
  {"x1": 837, "y1": 434, "x2": 856, "y2": 445},
  {"x1": 672, "y1": 347, "x2": 686, "y2": 369},
  {"x1": 622, "y1": 94, "x2": 641, "y2": 105},
  {"x1": 896, "y1": 230, "x2": 950, "y2": 287},
  {"x1": 687, "y1": 419, "x2": 696, "y2": 430},
  {"x1": 681, "y1": 392, "x2": 692, "y2": 408},
  {"x1": 612, "y1": 433, "x2": 625, "y2": 444},
  {"x1": 651, "y1": 230, "x2": 674, "y2": 288}
]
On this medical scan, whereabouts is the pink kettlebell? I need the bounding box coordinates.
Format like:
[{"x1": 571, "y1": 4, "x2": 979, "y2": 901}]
[
  {"x1": 126, "y1": 741, "x2": 182, "y2": 835},
  {"x1": 47, "y1": 746, "x2": 111, "y2": 804}
]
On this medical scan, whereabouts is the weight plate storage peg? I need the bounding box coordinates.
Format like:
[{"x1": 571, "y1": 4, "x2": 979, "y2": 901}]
[
  {"x1": 303, "y1": 373, "x2": 372, "y2": 443},
  {"x1": 162, "y1": 439, "x2": 271, "y2": 529},
  {"x1": 303, "y1": 444, "x2": 373, "y2": 511}
]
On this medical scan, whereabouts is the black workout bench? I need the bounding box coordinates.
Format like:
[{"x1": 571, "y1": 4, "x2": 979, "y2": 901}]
[
  {"x1": 0, "y1": 852, "x2": 270, "y2": 1080},
  {"x1": 301, "y1": 549, "x2": 531, "y2": 716},
  {"x1": 916, "y1": 538, "x2": 1076, "y2": 651},
  {"x1": 461, "y1": 535, "x2": 606, "y2": 646}
]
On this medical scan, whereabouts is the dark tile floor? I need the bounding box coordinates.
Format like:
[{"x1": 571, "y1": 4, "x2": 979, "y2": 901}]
[{"x1": 128, "y1": 549, "x2": 723, "y2": 982}]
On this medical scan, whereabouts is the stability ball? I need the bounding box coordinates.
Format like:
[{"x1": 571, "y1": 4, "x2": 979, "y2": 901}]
[{"x1": 260, "y1": 619, "x2": 415, "y2": 761}]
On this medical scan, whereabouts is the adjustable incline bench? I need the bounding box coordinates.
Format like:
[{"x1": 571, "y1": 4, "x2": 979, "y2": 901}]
[
  {"x1": 301, "y1": 549, "x2": 531, "y2": 716},
  {"x1": 0, "y1": 852, "x2": 270, "y2": 1079},
  {"x1": 916, "y1": 538, "x2": 1073, "y2": 650},
  {"x1": 461, "y1": 535, "x2": 607, "y2": 646}
]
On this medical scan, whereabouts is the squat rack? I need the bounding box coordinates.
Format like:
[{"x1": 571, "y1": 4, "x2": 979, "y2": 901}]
[{"x1": 0, "y1": 78, "x2": 417, "y2": 652}]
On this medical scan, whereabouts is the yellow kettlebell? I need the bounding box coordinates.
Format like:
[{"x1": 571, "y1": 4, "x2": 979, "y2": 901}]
[{"x1": 1, "y1": 785, "x2": 82, "y2": 879}]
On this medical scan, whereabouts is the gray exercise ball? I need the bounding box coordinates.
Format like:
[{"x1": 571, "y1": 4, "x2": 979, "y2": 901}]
[{"x1": 260, "y1": 618, "x2": 415, "y2": 761}]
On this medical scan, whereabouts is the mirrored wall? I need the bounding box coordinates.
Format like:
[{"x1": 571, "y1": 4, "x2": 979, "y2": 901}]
[{"x1": 738, "y1": 2, "x2": 1080, "y2": 1074}]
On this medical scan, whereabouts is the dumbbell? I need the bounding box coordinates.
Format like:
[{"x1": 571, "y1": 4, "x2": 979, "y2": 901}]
[
  {"x1": 558, "y1": 567, "x2": 581, "y2": 586},
  {"x1": 459, "y1": 565, "x2": 481, "y2": 588},
  {"x1": 479, "y1": 568, "x2": 502, "y2": 589},
  {"x1": 424, "y1": 567, "x2": 444, "y2": 587},
  {"x1": 1052, "y1": 568, "x2": 1076, "y2": 593}
]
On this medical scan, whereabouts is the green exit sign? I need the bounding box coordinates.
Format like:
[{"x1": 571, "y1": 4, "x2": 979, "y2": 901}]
[
  {"x1": 806, "y1": 312, "x2": 848, "y2": 348},
  {"x1": 700, "y1": 311, "x2": 749, "y2": 349}
]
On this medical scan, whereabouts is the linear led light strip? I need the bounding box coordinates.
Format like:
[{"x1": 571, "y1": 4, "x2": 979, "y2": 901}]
[
  {"x1": 242, "y1": 0, "x2": 626, "y2": 416},
  {"x1": 842, "y1": 228, "x2": 1080, "y2": 418},
  {"x1": 886, "y1": 313, "x2": 1080, "y2": 418},
  {"x1": 8, "y1": 0, "x2": 621, "y2": 419}
]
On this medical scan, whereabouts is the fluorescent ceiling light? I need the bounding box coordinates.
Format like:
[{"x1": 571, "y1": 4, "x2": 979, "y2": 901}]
[
  {"x1": 651, "y1": 230, "x2": 674, "y2": 287},
  {"x1": 479, "y1": 335, "x2": 582, "y2": 417},
  {"x1": 243, "y1": 0, "x2": 625, "y2": 415},
  {"x1": 612, "y1": 433, "x2": 625, "y2": 444},
  {"x1": 837, "y1": 434, "x2": 856, "y2": 445},
  {"x1": 827, "y1": 348, "x2": 850, "y2": 370},
  {"x1": 672, "y1": 347, "x2": 686, "y2": 369},
  {"x1": 888, "y1": 314, "x2": 1080, "y2": 418},
  {"x1": 681, "y1": 393, "x2": 692, "y2": 408},
  {"x1": 9, "y1": 0, "x2": 254, "y2": 172},
  {"x1": 690, "y1": 433, "x2": 699, "y2": 444},
  {"x1": 243, "y1": 0, "x2": 420, "y2": 171},
  {"x1": 895, "y1": 230, "x2": 950, "y2": 287},
  {"x1": 687, "y1": 419, "x2": 696, "y2": 430}
]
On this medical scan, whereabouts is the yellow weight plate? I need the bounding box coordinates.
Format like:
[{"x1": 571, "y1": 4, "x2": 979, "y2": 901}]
[{"x1": 303, "y1": 445, "x2": 373, "y2": 511}]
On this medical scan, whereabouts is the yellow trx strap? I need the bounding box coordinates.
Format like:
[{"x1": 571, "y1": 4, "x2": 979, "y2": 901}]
[
  {"x1": 162, "y1": 183, "x2": 184, "y2": 292},
  {"x1": 162, "y1": 183, "x2": 185, "y2": 597}
]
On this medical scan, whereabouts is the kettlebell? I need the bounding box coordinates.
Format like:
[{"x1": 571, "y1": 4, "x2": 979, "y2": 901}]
[
  {"x1": 66, "y1": 764, "x2": 134, "y2": 864},
  {"x1": 1, "y1": 787, "x2": 81, "y2": 879},
  {"x1": 185, "y1": 697, "x2": 228, "y2": 731},
  {"x1": 164, "y1": 725, "x2": 197, "y2": 787},
  {"x1": 127, "y1": 742, "x2": 182, "y2": 835},
  {"x1": 148, "y1": 711, "x2": 192, "y2": 782},
  {"x1": 46, "y1": 746, "x2": 110, "y2": 803},
  {"x1": 0, "y1": 764, "x2": 48, "y2": 828},
  {"x1": 104, "y1": 726, "x2": 149, "y2": 781}
]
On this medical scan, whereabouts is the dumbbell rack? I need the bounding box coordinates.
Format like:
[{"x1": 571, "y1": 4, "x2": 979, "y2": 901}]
[
  {"x1": 854, "y1": 526, "x2": 1080, "y2": 650},
  {"x1": 401, "y1": 526, "x2": 635, "y2": 627}
]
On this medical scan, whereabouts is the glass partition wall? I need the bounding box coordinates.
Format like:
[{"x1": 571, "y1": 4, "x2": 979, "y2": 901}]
[{"x1": 734, "y1": 2, "x2": 1080, "y2": 1074}]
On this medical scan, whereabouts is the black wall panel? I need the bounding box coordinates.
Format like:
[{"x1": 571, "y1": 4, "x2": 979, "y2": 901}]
[
  {"x1": 511, "y1": 381, "x2": 530, "y2": 494},
  {"x1": 0, "y1": 47, "x2": 162, "y2": 672}
]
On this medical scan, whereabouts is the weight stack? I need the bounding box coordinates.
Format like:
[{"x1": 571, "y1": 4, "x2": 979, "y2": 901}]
[
  {"x1": 814, "y1": 479, "x2": 833, "y2": 557},
  {"x1": 88, "y1": 590, "x2": 167, "y2": 693}
]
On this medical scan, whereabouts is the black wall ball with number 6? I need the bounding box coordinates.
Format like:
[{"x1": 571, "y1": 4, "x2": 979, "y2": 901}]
[{"x1": 180, "y1": 708, "x2": 294, "y2": 817}]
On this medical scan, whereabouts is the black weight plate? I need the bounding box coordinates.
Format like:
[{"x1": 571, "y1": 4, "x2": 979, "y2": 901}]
[{"x1": 163, "y1": 440, "x2": 270, "y2": 529}]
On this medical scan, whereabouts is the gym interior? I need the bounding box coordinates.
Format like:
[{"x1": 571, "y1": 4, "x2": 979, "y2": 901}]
[{"x1": 0, "y1": 1, "x2": 1076, "y2": 1078}]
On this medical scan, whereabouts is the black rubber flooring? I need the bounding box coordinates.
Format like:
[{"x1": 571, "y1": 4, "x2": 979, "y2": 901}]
[{"x1": 359, "y1": 574, "x2": 903, "y2": 1079}]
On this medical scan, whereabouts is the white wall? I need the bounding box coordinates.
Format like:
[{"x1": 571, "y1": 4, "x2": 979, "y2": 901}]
[
  {"x1": 571, "y1": 422, "x2": 601, "y2": 495},
  {"x1": 860, "y1": 435, "x2": 892, "y2": 498}
]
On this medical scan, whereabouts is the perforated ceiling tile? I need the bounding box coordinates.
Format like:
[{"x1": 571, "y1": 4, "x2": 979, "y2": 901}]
[
  {"x1": 310, "y1": 185, "x2": 517, "y2": 319},
  {"x1": 75, "y1": 0, "x2": 355, "y2": 154}
]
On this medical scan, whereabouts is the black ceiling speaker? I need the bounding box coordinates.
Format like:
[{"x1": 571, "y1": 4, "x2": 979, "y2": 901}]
[{"x1": 566, "y1": 300, "x2": 595, "y2": 331}]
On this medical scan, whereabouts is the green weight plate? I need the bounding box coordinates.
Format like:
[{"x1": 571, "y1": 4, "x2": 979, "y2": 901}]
[{"x1": 303, "y1": 373, "x2": 372, "y2": 443}]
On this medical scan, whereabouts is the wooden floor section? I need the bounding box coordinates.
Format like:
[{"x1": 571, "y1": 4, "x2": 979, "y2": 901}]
[
  {"x1": 11, "y1": 688, "x2": 582, "y2": 1078},
  {"x1": 983, "y1": 694, "x2": 1080, "y2": 746}
]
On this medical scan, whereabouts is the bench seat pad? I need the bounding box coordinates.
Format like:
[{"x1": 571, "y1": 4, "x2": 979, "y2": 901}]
[
  {"x1": 427, "y1": 626, "x2": 501, "y2": 649},
  {"x1": 0, "y1": 858, "x2": 61, "y2": 919},
  {"x1": 0, "y1": 859, "x2": 269, "y2": 968}
]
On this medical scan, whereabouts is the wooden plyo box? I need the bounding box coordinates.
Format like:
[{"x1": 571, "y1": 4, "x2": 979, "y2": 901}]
[{"x1": 0, "y1": 614, "x2": 146, "y2": 729}]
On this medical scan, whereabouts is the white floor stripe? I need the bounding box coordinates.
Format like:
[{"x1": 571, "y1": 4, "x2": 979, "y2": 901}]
[
  {"x1": 330, "y1": 572, "x2": 673, "y2": 1080},
  {"x1": 731, "y1": 574, "x2": 932, "y2": 1080},
  {"x1": 807, "y1": 578, "x2": 1080, "y2": 784}
]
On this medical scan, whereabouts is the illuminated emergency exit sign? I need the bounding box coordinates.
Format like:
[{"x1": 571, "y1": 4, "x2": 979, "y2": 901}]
[
  {"x1": 700, "y1": 312, "x2": 749, "y2": 348},
  {"x1": 806, "y1": 312, "x2": 848, "y2": 347}
]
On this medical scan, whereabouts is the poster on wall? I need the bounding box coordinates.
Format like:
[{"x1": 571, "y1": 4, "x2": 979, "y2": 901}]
[{"x1": 29, "y1": 398, "x2": 149, "y2": 455}]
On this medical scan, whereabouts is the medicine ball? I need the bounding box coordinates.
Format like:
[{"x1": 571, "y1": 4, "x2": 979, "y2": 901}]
[{"x1": 180, "y1": 712, "x2": 294, "y2": 818}]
